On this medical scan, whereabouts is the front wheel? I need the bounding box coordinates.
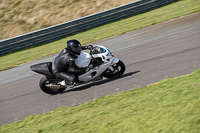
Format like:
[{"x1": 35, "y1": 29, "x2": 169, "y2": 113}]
[
  {"x1": 39, "y1": 76, "x2": 65, "y2": 95},
  {"x1": 103, "y1": 60, "x2": 125, "y2": 79}
]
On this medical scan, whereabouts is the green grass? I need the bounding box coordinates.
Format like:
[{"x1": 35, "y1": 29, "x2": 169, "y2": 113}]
[
  {"x1": 1, "y1": 68, "x2": 200, "y2": 132},
  {"x1": 1, "y1": 0, "x2": 200, "y2": 71}
]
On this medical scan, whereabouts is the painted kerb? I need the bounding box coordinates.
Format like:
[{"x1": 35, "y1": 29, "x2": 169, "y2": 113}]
[{"x1": 0, "y1": 0, "x2": 177, "y2": 56}]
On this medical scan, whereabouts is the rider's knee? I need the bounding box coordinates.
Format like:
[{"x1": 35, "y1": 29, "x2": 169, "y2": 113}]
[{"x1": 68, "y1": 75, "x2": 77, "y2": 83}]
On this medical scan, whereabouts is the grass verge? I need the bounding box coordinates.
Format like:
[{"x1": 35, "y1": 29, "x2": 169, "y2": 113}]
[
  {"x1": 0, "y1": 0, "x2": 135, "y2": 40},
  {"x1": 1, "y1": 0, "x2": 200, "y2": 71},
  {"x1": 1, "y1": 69, "x2": 200, "y2": 132}
]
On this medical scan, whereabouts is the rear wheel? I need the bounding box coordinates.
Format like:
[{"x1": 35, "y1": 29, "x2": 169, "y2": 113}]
[
  {"x1": 103, "y1": 60, "x2": 125, "y2": 79},
  {"x1": 39, "y1": 76, "x2": 65, "y2": 95}
]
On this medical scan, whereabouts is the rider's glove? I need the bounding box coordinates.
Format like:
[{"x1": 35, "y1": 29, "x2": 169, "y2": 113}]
[
  {"x1": 85, "y1": 64, "x2": 93, "y2": 72},
  {"x1": 87, "y1": 45, "x2": 93, "y2": 50}
]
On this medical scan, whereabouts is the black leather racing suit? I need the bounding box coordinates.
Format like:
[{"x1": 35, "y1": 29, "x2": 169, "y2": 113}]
[{"x1": 52, "y1": 46, "x2": 89, "y2": 85}]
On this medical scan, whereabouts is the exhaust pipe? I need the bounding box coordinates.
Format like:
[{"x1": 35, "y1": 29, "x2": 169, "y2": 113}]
[{"x1": 46, "y1": 83, "x2": 66, "y2": 89}]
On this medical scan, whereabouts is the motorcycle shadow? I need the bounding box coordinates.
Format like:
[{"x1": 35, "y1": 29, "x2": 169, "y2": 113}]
[{"x1": 64, "y1": 70, "x2": 140, "y2": 93}]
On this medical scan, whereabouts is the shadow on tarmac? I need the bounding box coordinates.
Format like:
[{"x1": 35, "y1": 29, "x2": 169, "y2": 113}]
[{"x1": 64, "y1": 70, "x2": 140, "y2": 93}]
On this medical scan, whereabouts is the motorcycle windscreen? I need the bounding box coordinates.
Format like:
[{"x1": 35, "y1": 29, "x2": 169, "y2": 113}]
[{"x1": 30, "y1": 62, "x2": 53, "y2": 76}]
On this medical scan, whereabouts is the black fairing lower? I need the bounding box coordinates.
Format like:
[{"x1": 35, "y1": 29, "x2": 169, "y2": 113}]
[{"x1": 30, "y1": 62, "x2": 54, "y2": 77}]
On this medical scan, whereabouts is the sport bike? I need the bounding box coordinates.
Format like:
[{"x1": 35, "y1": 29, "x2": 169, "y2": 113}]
[{"x1": 30, "y1": 45, "x2": 125, "y2": 95}]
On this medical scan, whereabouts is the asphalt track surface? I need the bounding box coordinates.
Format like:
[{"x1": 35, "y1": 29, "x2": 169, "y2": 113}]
[{"x1": 0, "y1": 12, "x2": 200, "y2": 125}]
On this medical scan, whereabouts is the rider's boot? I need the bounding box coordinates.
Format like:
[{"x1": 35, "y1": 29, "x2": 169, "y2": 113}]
[{"x1": 60, "y1": 80, "x2": 76, "y2": 88}]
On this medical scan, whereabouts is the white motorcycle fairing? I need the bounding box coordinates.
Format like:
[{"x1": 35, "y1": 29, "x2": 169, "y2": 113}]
[
  {"x1": 75, "y1": 52, "x2": 91, "y2": 68},
  {"x1": 111, "y1": 57, "x2": 119, "y2": 65},
  {"x1": 76, "y1": 45, "x2": 119, "y2": 83}
]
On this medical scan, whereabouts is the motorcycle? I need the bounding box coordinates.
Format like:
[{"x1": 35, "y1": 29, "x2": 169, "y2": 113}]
[{"x1": 30, "y1": 45, "x2": 125, "y2": 95}]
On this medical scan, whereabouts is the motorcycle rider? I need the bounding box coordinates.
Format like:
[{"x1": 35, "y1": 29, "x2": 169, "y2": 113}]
[{"x1": 52, "y1": 39, "x2": 93, "y2": 86}]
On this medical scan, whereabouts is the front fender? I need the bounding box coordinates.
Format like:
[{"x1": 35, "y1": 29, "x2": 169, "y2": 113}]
[{"x1": 111, "y1": 58, "x2": 119, "y2": 65}]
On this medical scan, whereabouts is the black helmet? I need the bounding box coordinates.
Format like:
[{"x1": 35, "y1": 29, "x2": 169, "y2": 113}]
[{"x1": 67, "y1": 39, "x2": 82, "y2": 55}]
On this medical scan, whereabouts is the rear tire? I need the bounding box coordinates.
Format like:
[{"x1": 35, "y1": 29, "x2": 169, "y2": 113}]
[
  {"x1": 103, "y1": 60, "x2": 125, "y2": 79},
  {"x1": 39, "y1": 76, "x2": 65, "y2": 95}
]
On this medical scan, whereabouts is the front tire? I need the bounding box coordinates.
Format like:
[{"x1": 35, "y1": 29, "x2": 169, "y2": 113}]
[
  {"x1": 103, "y1": 60, "x2": 125, "y2": 79},
  {"x1": 39, "y1": 76, "x2": 65, "y2": 95}
]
